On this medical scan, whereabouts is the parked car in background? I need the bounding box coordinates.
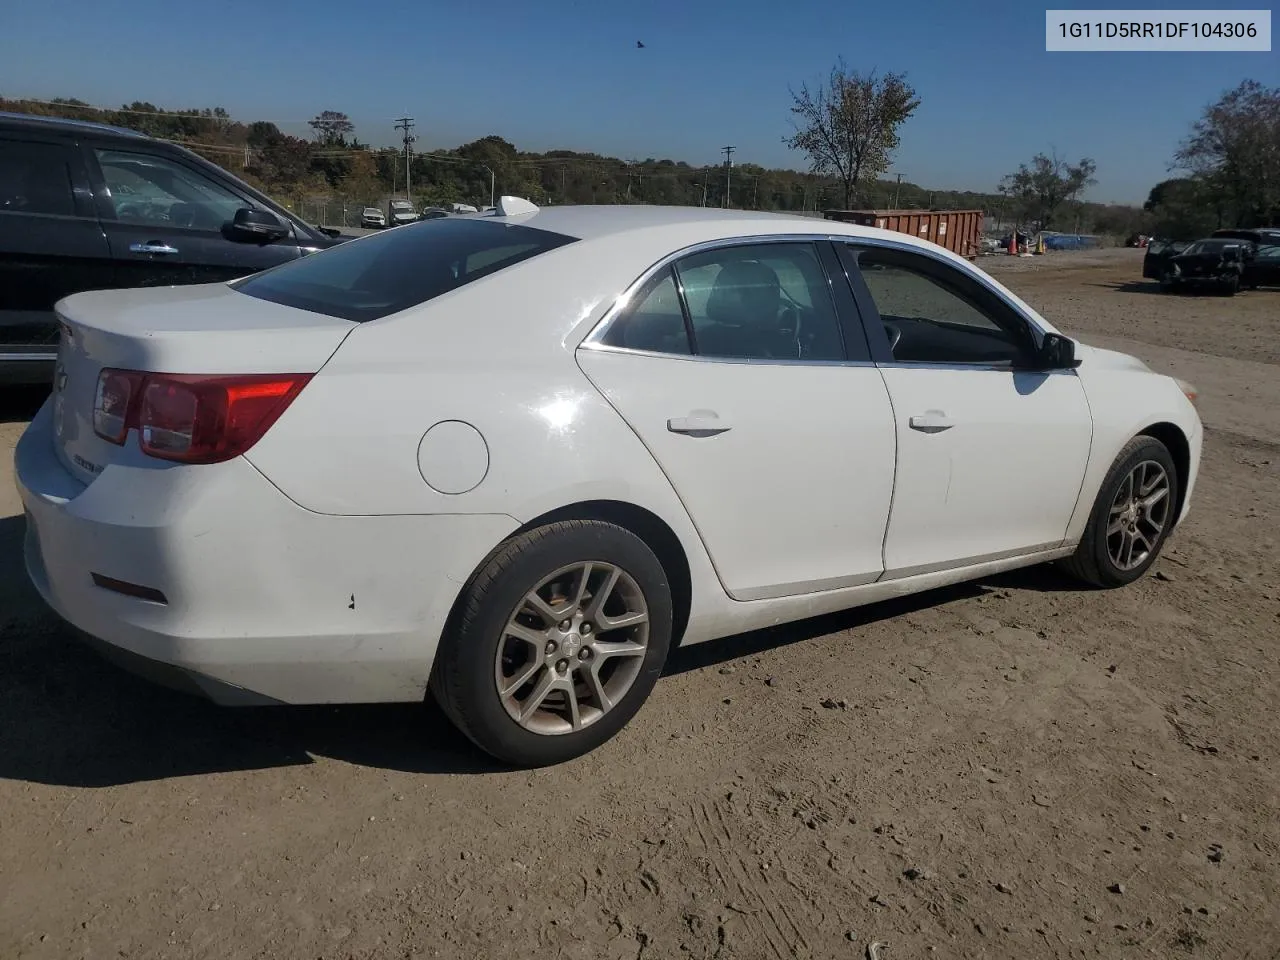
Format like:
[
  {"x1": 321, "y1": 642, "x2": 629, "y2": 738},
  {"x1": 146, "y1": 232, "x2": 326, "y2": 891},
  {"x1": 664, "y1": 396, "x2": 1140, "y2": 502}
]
[
  {"x1": 0, "y1": 111, "x2": 352, "y2": 385},
  {"x1": 418, "y1": 207, "x2": 450, "y2": 221},
  {"x1": 1142, "y1": 238, "x2": 1191, "y2": 279},
  {"x1": 16, "y1": 200, "x2": 1202, "y2": 766},
  {"x1": 1158, "y1": 238, "x2": 1250, "y2": 295},
  {"x1": 388, "y1": 199, "x2": 416, "y2": 227},
  {"x1": 1211, "y1": 227, "x2": 1280, "y2": 246},
  {"x1": 360, "y1": 207, "x2": 386, "y2": 229}
]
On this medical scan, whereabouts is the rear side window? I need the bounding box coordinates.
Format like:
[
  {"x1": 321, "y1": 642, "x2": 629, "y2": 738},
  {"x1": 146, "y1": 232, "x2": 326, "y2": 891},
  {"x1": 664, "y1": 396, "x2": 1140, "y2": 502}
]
[
  {"x1": 233, "y1": 218, "x2": 578, "y2": 322},
  {"x1": 0, "y1": 140, "x2": 76, "y2": 216}
]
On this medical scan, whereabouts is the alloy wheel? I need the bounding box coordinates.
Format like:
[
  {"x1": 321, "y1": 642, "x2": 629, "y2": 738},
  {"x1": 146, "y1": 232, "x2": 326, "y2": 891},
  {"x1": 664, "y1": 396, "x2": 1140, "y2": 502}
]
[
  {"x1": 494, "y1": 562, "x2": 650, "y2": 735},
  {"x1": 1106, "y1": 460, "x2": 1171, "y2": 571}
]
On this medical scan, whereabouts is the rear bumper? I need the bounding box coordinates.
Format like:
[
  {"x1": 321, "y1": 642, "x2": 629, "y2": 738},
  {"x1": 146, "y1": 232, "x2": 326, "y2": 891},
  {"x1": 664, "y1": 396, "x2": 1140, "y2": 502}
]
[{"x1": 16, "y1": 400, "x2": 519, "y2": 705}]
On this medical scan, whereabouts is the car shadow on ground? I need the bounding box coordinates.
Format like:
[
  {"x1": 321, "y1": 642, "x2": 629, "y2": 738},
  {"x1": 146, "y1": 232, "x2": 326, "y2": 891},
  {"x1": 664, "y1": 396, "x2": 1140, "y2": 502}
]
[
  {"x1": 0, "y1": 385, "x2": 49, "y2": 424},
  {"x1": 1088, "y1": 281, "x2": 1169, "y2": 296},
  {"x1": 0, "y1": 511, "x2": 1085, "y2": 788}
]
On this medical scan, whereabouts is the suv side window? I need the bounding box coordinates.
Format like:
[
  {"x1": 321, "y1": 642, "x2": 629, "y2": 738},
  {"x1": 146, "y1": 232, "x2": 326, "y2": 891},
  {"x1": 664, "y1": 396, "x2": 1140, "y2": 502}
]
[
  {"x1": 94, "y1": 149, "x2": 246, "y2": 230},
  {"x1": 848, "y1": 246, "x2": 1034, "y2": 366},
  {"x1": 0, "y1": 140, "x2": 77, "y2": 217},
  {"x1": 676, "y1": 242, "x2": 844, "y2": 361}
]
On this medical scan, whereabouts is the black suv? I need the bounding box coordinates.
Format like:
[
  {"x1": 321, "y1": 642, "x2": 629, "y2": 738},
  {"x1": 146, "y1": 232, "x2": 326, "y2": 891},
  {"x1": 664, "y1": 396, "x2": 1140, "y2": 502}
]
[{"x1": 0, "y1": 112, "x2": 352, "y2": 384}]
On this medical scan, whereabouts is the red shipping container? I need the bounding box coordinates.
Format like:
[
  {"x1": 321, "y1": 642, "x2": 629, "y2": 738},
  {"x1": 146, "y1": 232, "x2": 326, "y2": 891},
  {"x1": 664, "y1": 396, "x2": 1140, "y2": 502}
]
[{"x1": 823, "y1": 208, "x2": 985, "y2": 260}]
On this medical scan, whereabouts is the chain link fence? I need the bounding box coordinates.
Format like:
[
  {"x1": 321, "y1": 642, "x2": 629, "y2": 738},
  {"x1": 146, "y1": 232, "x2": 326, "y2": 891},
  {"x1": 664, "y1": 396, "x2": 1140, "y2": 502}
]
[{"x1": 284, "y1": 198, "x2": 387, "y2": 229}]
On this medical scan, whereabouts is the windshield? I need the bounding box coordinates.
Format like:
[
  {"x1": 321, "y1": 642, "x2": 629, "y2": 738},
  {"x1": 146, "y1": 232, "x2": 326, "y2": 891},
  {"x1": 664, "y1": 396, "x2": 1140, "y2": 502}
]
[
  {"x1": 1181, "y1": 240, "x2": 1235, "y2": 256},
  {"x1": 232, "y1": 217, "x2": 577, "y2": 322}
]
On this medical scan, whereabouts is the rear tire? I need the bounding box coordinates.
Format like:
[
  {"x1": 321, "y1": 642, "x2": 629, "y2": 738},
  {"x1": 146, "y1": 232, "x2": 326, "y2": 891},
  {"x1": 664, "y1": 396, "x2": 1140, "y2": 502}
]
[
  {"x1": 1061, "y1": 436, "x2": 1180, "y2": 588},
  {"x1": 430, "y1": 520, "x2": 673, "y2": 766}
]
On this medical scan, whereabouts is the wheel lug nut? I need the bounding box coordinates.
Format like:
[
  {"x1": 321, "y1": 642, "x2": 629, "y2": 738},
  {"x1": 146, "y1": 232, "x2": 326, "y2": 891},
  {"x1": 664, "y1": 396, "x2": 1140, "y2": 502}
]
[
  {"x1": 581, "y1": 623, "x2": 592, "y2": 635},
  {"x1": 578, "y1": 648, "x2": 591, "y2": 661},
  {"x1": 555, "y1": 659, "x2": 569, "y2": 674},
  {"x1": 559, "y1": 620, "x2": 571, "y2": 631},
  {"x1": 545, "y1": 640, "x2": 557, "y2": 654}
]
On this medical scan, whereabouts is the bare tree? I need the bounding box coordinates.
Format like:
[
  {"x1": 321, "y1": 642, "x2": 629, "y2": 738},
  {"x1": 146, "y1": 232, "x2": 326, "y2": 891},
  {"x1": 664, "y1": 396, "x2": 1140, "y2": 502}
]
[
  {"x1": 1174, "y1": 79, "x2": 1280, "y2": 228},
  {"x1": 784, "y1": 61, "x2": 920, "y2": 209},
  {"x1": 999, "y1": 152, "x2": 1097, "y2": 232}
]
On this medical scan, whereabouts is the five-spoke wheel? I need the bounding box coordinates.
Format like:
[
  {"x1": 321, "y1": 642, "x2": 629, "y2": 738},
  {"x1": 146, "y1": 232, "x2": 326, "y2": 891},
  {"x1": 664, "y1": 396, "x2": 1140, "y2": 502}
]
[
  {"x1": 431, "y1": 520, "x2": 672, "y2": 766},
  {"x1": 495, "y1": 562, "x2": 650, "y2": 735},
  {"x1": 1063, "y1": 435, "x2": 1180, "y2": 587}
]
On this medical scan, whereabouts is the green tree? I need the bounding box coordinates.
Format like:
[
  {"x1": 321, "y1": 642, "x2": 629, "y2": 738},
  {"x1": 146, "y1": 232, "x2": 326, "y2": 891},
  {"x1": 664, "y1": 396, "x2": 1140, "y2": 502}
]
[
  {"x1": 784, "y1": 60, "x2": 920, "y2": 209},
  {"x1": 999, "y1": 152, "x2": 1097, "y2": 232},
  {"x1": 1173, "y1": 79, "x2": 1280, "y2": 228}
]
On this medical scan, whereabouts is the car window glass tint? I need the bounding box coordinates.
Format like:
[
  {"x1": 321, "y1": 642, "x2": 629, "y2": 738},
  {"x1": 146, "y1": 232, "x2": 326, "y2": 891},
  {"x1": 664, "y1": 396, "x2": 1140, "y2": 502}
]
[
  {"x1": 234, "y1": 217, "x2": 577, "y2": 323},
  {"x1": 675, "y1": 242, "x2": 843, "y2": 361},
  {"x1": 96, "y1": 149, "x2": 245, "y2": 230},
  {"x1": 599, "y1": 268, "x2": 691, "y2": 355},
  {"x1": 0, "y1": 141, "x2": 76, "y2": 216},
  {"x1": 854, "y1": 248, "x2": 1027, "y2": 366}
]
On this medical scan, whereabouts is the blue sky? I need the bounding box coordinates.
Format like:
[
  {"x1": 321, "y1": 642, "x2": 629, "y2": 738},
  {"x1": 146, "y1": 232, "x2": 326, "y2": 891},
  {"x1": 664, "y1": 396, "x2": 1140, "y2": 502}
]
[{"x1": 1, "y1": 0, "x2": 1273, "y2": 203}]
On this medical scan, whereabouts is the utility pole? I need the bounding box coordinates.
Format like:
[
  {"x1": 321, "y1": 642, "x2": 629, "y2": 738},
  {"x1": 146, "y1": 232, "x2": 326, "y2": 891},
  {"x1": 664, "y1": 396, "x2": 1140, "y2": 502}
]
[
  {"x1": 721, "y1": 145, "x2": 735, "y2": 208},
  {"x1": 893, "y1": 173, "x2": 903, "y2": 209},
  {"x1": 393, "y1": 116, "x2": 416, "y2": 200},
  {"x1": 701, "y1": 170, "x2": 709, "y2": 207}
]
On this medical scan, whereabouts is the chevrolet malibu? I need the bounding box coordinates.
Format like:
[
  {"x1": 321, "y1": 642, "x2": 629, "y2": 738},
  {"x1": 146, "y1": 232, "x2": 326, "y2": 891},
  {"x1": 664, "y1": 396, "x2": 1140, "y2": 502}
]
[{"x1": 16, "y1": 199, "x2": 1203, "y2": 766}]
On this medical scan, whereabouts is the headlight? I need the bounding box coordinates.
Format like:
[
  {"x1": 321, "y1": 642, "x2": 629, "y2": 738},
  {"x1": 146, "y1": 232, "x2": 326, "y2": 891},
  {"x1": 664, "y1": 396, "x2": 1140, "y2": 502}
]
[{"x1": 1173, "y1": 377, "x2": 1198, "y2": 405}]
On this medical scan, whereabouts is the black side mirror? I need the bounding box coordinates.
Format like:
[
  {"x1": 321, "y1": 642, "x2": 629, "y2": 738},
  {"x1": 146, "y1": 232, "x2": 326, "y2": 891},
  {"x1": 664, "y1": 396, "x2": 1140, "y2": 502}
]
[
  {"x1": 226, "y1": 207, "x2": 290, "y2": 244},
  {"x1": 1037, "y1": 332, "x2": 1081, "y2": 370}
]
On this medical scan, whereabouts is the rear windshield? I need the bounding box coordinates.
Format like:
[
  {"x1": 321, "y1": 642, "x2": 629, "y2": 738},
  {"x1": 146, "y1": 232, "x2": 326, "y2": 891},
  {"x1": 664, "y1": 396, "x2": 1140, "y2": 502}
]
[{"x1": 233, "y1": 218, "x2": 577, "y2": 322}]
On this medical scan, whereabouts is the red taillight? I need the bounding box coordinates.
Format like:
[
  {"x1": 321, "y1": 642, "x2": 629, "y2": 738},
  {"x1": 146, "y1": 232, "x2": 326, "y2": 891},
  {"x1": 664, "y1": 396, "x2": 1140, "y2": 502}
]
[{"x1": 92, "y1": 370, "x2": 311, "y2": 464}]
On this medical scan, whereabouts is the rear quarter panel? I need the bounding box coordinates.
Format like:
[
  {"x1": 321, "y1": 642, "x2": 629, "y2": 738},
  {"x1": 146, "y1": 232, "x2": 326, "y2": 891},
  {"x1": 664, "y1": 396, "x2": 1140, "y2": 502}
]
[{"x1": 242, "y1": 233, "x2": 733, "y2": 629}]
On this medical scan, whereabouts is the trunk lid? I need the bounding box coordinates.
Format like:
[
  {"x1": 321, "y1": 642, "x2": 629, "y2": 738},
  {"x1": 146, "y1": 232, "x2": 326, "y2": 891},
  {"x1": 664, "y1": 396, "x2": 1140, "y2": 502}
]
[{"x1": 51, "y1": 282, "x2": 355, "y2": 485}]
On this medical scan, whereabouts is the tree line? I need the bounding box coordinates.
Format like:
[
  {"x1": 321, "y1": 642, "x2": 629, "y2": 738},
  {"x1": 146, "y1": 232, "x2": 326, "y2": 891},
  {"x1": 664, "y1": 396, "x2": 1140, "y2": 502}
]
[{"x1": 6, "y1": 75, "x2": 1272, "y2": 239}]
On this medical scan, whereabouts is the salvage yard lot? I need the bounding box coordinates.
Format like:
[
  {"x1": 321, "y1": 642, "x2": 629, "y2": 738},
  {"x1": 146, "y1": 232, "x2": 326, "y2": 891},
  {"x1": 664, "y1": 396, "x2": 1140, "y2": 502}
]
[{"x1": 1, "y1": 247, "x2": 1277, "y2": 959}]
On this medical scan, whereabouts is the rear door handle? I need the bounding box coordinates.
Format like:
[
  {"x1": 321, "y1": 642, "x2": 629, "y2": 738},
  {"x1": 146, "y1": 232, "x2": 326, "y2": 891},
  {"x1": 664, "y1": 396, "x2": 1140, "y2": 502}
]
[
  {"x1": 909, "y1": 411, "x2": 955, "y2": 433},
  {"x1": 129, "y1": 242, "x2": 179, "y2": 255},
  {"x1": 667, "y1": 414, "x2": 732, "y2": 436}
]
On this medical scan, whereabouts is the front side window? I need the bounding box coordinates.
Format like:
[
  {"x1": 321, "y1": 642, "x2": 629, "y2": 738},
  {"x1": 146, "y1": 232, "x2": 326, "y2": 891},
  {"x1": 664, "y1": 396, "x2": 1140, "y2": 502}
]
[
  {"x1": 850, "y1": 246, "x2": 1033, "y2": 366},
  {"x1": 234, "y1": 217, "x2": 578, "y2": 322},
  {"x1": 0, "y1": 140, "x2": 76, "y2": 216},
  {"x1": 95, "y1": 149, "x2": 246, "y2": 230}
]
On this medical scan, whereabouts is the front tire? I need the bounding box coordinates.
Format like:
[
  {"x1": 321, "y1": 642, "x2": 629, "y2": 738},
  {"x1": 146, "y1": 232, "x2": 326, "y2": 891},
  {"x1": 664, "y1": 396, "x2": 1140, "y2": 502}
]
[
  {"x1": 430, "y1": 520, "x2": 673, "y2": 766},
  {"x1": 1061, "y1": 436, "x2": 1179, "y2": 588}
]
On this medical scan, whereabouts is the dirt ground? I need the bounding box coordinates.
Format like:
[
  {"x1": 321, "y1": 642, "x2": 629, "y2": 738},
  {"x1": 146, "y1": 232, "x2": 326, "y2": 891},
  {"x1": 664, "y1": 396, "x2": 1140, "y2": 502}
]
[{"x1": 1, "y1": 248, "x2": 1278, "y2": 960}]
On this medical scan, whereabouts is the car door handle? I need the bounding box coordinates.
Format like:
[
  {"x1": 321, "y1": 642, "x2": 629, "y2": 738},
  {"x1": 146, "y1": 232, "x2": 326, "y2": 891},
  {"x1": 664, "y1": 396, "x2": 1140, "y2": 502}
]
[
  {"x1": 129, "y1": 242, "x2": 179, "y2": 255},
  {"x1": 909, "y1": 411, "x2": 955, "y2": 433},
  {"x1": 667, "y1": 415, "x2": 732, "y2": 436}
]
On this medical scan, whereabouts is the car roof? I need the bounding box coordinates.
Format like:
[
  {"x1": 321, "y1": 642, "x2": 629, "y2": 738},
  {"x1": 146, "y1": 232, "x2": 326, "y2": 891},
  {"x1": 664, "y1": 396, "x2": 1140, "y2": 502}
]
[
  {"x1": 470, "y1": 203, "x2": 938, "y2": 249},
  {"x1": 0, "y1": 110, "x2": 150, "y2": 140}
]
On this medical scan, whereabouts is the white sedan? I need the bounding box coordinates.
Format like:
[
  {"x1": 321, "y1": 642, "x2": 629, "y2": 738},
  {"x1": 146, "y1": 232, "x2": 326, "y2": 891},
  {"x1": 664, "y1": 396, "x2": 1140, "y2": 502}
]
[{"x1": 16, "y1": 199, "x2": 1203, "y2": 766}]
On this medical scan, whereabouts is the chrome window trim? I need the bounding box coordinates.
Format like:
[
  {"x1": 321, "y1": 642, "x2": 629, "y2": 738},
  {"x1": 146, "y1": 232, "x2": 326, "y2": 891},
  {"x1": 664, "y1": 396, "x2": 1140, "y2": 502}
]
[
  {"x1": 581, "y1": 341, "x2": 878, "y2": 368},
  {"x1": 579, "y1": 231, "x2": 1058, "y2": 366},
  {"x1": 0, "y1": 352, "x2": 58, "y2": 362}
]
